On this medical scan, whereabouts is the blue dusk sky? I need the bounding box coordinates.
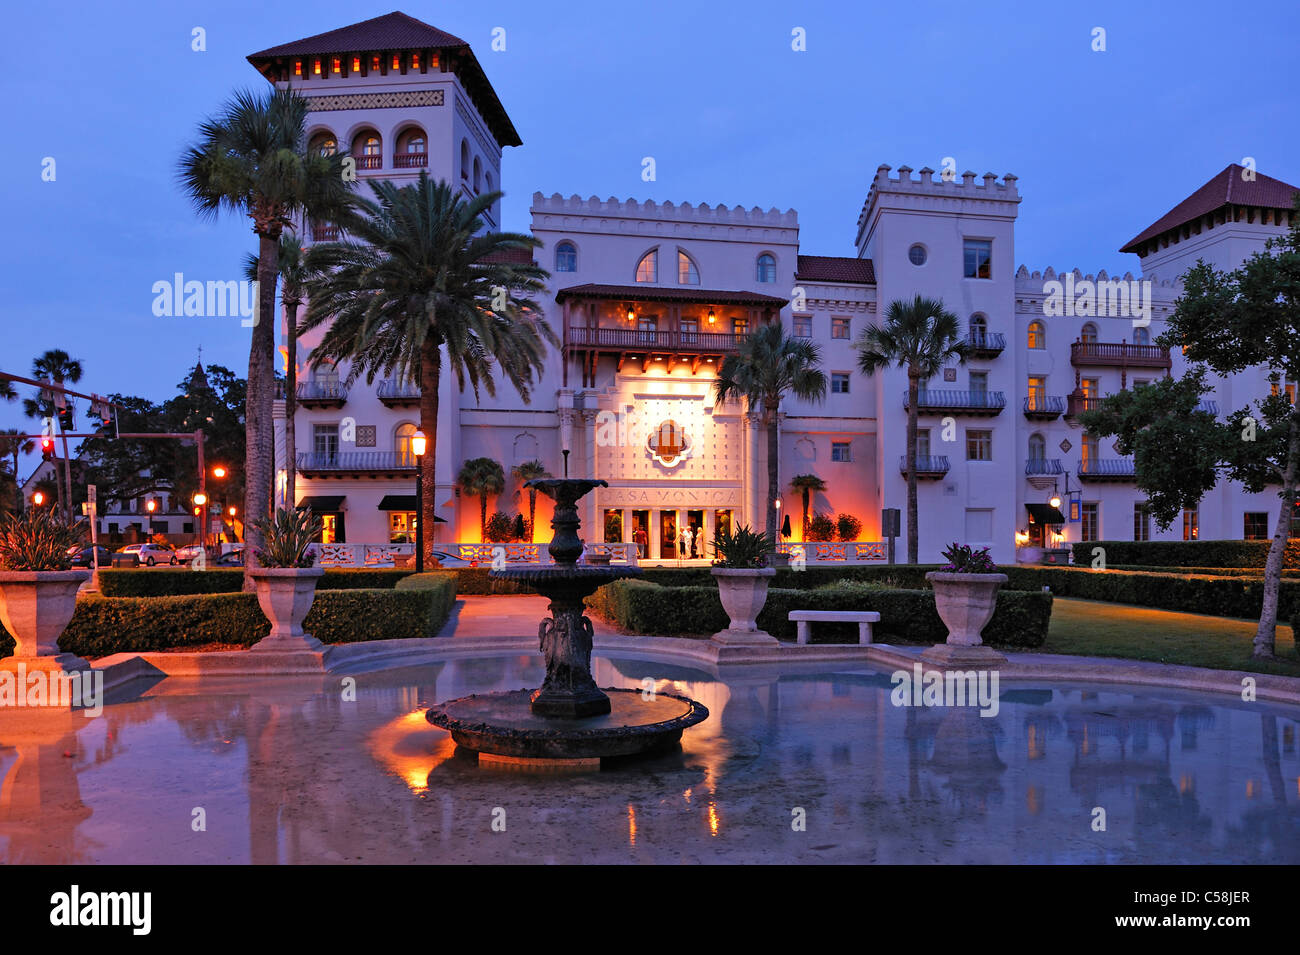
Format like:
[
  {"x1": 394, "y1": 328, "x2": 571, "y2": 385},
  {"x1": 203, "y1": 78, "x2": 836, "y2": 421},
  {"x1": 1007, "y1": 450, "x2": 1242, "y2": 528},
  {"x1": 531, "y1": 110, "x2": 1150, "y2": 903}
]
[{"x1": 1, "y1": 0, "x2": 1296, "y2": 470}]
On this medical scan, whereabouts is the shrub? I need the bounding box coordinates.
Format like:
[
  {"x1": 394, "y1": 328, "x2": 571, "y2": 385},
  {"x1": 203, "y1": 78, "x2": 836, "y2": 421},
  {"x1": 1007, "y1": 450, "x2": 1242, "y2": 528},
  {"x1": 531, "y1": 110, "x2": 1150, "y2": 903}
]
[
  {"x1": 97, "y1": 567, "x2": 416, "y2": 597},
  {"x1": 712, "y1": 524, "x2": 772, "y2": 568},
  {"x1": 1071, "y1": 539, "x2": 1300, "y2": 569},
  {"x1": 836, "y1": 513, "x2": 863, "y2": 542},
  {"x1": 484, "y1": 511, "x2": 514, "y2": 543},
  {"x1": 0, "y1": 586, "x2": 458, "y2": 659},
  {"x1": 254, "y1": 507, "x2": 321, "y2": 568},
  {"x1": 0, "y1": 509, "x2": 83, "y2": 571},
  {"x1": 940, "y1": 542, "x2": 997, "y2": 573},
  {"x1": 588, "y1": 578, "x2": 1052, "y2": 648},
  {"x1": 807, "y1": 512, "x2": 835, "y2": 541}
]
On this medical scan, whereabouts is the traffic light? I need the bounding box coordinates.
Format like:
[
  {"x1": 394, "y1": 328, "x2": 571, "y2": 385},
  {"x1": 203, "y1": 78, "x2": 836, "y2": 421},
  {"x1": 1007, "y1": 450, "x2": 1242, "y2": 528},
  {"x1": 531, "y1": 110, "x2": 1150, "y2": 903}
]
[
  {"x1": 40, "y1": 436, "x2": 55, "y2": 461},
  {"x1": 57, "y1": 403, "x2": 75, "y2": 431}
]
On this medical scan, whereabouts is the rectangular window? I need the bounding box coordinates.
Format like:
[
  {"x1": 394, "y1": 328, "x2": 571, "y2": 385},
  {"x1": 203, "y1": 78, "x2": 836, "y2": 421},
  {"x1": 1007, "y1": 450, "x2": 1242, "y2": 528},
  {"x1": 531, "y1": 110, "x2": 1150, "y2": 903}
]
[
  {"x1": 831, "y1": 317, "x2": 850, "y2": 339},
  {"x1": 1183, "y1": 507, "x2": 1199, "y2": 541},
  {"x1": 793, "y1": 315, "x2": 812, "y2": 338},
  {"x1": 1134, "y1": 378, "x2": 1151, "y2": 389},
  {"x1": 963, "y1": 239, "x2": 992, "y2": 279},
  {"x1": 1081, "y1": 378, "x2": 1099, "y2": 399},
  {"x1": 1134, "y1": 502, "x2": 1150, "y2": 542},
  {"x1": 1081, "y1": 502, "x2": 1099, "y2": 542},
  {"x1": 916, "y1": 429, "x2": 931, "y2": 457},
  {"x1": 313, "y1": 424, "x2": 339, "y2": 458},
  {"x1": 970, "y1": 371, "x2": 988, "y2": 397},
  {"x1": 831, "y1": 441, "x2": 852, "y2": 463},
  {"x1": 831, "y1": 373, "x2": 851, "y2": 394},
  {"x1": 1081, "y1": 436, "x2": 1098, "y2": 467},
  {"x1": 389, "y1": 512, "x2": 418, "y2": 543},
  {"x1": 966, "y1": 429, "x2": 992, "y2": 461},
  {"x1": 1244, "y1": 512, "x2": 1269, "y2": 539},
  {"x1": 733, "y1": 317, "x2": 749, "y2": 336},
  {"x1": 964, "y1": 508, "x2": 993, "y2": 543}
]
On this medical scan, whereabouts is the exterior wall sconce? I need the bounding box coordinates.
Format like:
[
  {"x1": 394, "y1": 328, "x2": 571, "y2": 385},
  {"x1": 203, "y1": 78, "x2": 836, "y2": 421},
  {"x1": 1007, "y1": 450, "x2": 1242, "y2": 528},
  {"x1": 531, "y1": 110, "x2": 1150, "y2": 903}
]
[
  {"x1": 707, "y1": 309, "x2": 716, "y2": 325},
  {"x1": 626, "y1": 307, "x2": 635, "y2": 323}
]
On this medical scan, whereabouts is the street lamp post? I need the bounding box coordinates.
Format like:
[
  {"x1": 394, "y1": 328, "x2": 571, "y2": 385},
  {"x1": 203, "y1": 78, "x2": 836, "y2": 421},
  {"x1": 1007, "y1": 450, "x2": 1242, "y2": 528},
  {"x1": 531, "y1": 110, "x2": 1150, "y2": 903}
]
[
  {"x1": 145, "y1": 498, "x2": 156, "y2": 542},
  {"x1": 412, "y1": 430, "x2": 427, "y2": 573},
  {"x1": 192, "y1": 492, "x2": 207, "y2": 548}
]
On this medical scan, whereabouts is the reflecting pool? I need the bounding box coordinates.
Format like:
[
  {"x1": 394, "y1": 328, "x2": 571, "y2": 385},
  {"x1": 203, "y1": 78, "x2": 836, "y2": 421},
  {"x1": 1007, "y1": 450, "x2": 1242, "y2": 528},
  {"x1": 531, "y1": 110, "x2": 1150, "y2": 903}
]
[{"x1": 1, "y1": 653, "x2": 1297, "y2": 863}]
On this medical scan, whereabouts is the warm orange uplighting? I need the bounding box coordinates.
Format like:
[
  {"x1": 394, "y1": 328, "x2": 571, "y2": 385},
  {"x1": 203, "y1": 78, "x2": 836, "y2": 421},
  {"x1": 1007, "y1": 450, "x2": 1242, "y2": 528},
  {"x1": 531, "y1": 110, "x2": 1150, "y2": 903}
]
[
  {"x1": 352, "y1": 56, "x2": 361, "y2": 72},
  {"x1": 392, "y1": 54, "x2": 400, "y2": 70},
  {"x1": 411, "y1": 52, "x2": 420, "y2": 69},
  {"x1": 332, "y1": 57, "x2": 341, "y2": 73},
  {"x1": 294, "y1": 60, "x2": 302, "y2": 76},
  {"x1": 146, "y1": 499, "x2": 156, "y2": 513},
  {"x1": 212, "y1": 466, "x2": 227, "y2": 479},
  {"x1": 32, "y1": 492, "x2": 44, "y2": 506},
  {"x1": 193, "y1": 492, "x2": 207, "y2": 507},
  {"x1": 312, "y1": 58, "x2": 321, "y2": 75},
  {"x1": 411, "y1": 430, "x2": 428, "y2": 457}
]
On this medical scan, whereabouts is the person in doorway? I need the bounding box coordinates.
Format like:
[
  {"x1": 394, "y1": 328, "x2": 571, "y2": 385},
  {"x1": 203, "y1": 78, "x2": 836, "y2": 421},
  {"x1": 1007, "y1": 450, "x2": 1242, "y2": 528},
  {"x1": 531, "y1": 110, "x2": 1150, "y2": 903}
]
[
  {"x1": 634, "y1": 525, "x2": 648, "y2": 559},
  {"x1": 683, "y1": 524, "x2": 695, "y2": 560}
]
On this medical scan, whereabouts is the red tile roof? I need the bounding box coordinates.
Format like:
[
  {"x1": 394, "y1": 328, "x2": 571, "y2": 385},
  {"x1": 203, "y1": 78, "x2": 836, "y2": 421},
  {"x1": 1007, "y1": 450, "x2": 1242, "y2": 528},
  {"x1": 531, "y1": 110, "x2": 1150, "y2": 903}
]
[
  {"x1": 1121, "y1": 164, "x2": 1300, "y2": 253},
  {"x1": 247, "y1": 12, "x2": 521, "y2": 148},
  {"x1": 554, "y1": 284, "x2": 789, "y2": 307},
  {"x1": 795, "y1": 255, "x2": 876, "y2": 284},
  {"x1": 249, "y1": 11, "x2": 467, "y2": 58}
]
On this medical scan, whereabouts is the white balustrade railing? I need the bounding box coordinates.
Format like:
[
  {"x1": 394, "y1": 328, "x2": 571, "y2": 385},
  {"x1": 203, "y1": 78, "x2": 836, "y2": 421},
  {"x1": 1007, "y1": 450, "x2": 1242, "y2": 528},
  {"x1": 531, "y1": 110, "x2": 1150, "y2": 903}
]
[{"x1": 777, "y1": 541, "x2": 887, "y2": 563}]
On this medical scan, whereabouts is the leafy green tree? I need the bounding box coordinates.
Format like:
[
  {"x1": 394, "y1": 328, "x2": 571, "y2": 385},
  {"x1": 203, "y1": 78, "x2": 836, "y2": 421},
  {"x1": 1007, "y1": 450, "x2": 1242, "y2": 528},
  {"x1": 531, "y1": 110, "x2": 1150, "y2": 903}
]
[
  {"x1": 179, "y1": 87, "x2": 354, "y2": 586},
  {"x1": 302, "y1": 174, "x2": 554, "y2": 566},
  {"x1": 77, "y1": 395, "x2": 175, "y2": 509},
  {"x1": 789, "y1": 473, "x2": 826, "y2": 540},
  {"x1": 714, "y1": 323, "x2": 827, "y2": 542},
  {"x1": 512, "y1": 459, "x2": 551, "y2": 542},
  {"x1": 855, "y1": 296, "x2": 970, "y2": 563},
  {"x1": 1082, "y1": 196, "x2": 1300, "y2": 658},
  {"x1": 458, "y1": 457, "x2": 507, "y2": 541}
]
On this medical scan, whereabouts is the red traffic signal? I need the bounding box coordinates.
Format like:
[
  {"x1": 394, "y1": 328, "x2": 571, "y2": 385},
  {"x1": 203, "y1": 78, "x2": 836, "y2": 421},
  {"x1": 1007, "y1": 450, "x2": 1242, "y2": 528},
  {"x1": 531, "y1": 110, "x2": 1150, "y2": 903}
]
[{"x1": 40, "y1": 437, "x2": 55, "y2": 461}]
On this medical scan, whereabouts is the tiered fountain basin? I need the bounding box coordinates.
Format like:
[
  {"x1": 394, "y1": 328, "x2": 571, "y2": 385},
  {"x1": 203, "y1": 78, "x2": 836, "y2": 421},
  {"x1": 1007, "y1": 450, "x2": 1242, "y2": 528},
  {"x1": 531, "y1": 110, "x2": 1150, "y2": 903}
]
[{"x1": 426, "y1": 477, "x2": 710, "y2": 762}]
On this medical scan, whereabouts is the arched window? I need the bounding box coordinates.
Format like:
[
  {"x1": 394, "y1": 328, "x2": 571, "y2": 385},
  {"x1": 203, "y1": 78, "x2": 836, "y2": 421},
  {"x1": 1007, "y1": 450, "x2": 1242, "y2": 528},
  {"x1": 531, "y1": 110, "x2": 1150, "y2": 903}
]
[
  {"x1": 1028, "y1": 433, "x2": 1046, "y2": 462},
  {"x1": 678, "y1": 250, "x2": 700, "y2": 285},
  {"x1": 460, "y1": 139, "x2": 470, "y2": 179},
  {"x1": 308, "y1": 132, "x2": 337, "y2": 157},
  {"x1": 1027, "y1": 320, "x2": 1045, "y2": 349},
  {"x1": 555, "y1": 241, "x2": 577, "y2": 273},
  {"x1": 1133, "y1": 326, "x2": 1150, "y2": 345},
  {"x1": 395, "y1": 128, "x2": 427, "y2": 168},
  {"x1": 473, "y1": 157, "x2": 482, "y2": 193},
  {"x1": 485, "y1": 171, "x2": 494, "y2": 193},
  {"x1": 757, "y1": 253, "x2": 777, "y2": 283},
  {"x1": 353, "y1": 131, "x2": 382, "y2": 169},
  {"x1": 395, "y1": 423, "x2": 418, "y2": 467},
  {"x1": 1080, "y1": 322, "x2": 1098, "y2": 344},
  {"x1": 636, "y1": 249, "x2": 658, "y2": 283},
  {"x1": 970, "y1": 313, "x2": 988, "y2": 346}
]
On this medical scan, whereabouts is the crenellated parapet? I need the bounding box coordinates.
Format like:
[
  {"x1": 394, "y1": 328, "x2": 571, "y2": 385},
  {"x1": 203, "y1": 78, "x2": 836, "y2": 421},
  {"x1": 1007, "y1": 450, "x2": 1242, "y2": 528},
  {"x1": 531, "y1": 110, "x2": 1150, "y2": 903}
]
[
  {"x1": 857, "y1": 164, "x2": 1021, "y2": 246},
  {"x1": 531, "y1": 192, "x2": 798, "y2": 227}
]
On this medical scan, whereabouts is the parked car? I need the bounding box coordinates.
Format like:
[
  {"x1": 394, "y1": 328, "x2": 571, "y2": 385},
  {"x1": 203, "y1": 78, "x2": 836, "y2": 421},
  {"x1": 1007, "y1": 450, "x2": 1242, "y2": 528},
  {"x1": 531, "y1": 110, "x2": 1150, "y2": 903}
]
[
  {"x1": 69, "y1": 545, "x2": 112, "y2": 568},
  {"x1": 174, "y1": 543, "x2": 206, "y2": 563},
  {"x1": 430, "y1": 550, "x2": 474, "y2": 568},
  {"x1": 214, "y1": 547, "x2": 245, "y2": 567},
  {"x1": 120, "y1": 542, "x2": 179, "y2": 566}
]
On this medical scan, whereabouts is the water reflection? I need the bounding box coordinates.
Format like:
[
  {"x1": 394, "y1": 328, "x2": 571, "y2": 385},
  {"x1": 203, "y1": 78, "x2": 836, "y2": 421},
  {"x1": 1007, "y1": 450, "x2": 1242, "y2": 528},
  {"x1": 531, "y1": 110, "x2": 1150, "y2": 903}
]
[{"x1": 0, "y1": 655, "x2": 1298, "y2": 864}]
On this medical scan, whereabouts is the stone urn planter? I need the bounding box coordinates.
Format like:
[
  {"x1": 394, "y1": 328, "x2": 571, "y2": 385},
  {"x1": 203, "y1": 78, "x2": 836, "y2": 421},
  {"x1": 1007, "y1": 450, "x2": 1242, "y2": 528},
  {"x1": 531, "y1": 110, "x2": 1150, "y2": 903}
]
[
  {"x1": 922, "y1": 571, "x2": 1008, "y2": 667},
  {"x1": 249, "y1": 566, "x2": 325, "y2": 653},
  {"x1": 0, "y1": 570, "x2": 91, "y2": 673},
  {"x1": 711, "y1": 567, "x2": 778, "y2": 645}
]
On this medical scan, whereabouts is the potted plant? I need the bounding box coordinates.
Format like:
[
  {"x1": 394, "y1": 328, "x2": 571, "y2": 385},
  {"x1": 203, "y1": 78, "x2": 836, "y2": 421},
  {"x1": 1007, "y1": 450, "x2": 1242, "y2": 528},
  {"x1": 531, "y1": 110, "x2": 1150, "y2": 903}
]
[
  {"x1": 710, "y1": 524, "x2": 778, "y2": 645},
  {"x1": 248, "y1": 507, "x2": 325, "y2": 653},
  {"x1": 923, "y1": 542, "x2": 1008, "y2": 665},
  {"x1": 0, "y1": 509, "x2": 90, "y2": 672}
]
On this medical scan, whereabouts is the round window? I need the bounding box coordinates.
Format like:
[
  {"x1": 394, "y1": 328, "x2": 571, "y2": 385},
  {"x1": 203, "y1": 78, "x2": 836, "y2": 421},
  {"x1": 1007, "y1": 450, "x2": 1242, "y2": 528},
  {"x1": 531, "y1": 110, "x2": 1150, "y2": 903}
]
[{"x1": 908, "y1": 244, "x2": 927, "y2": 266}]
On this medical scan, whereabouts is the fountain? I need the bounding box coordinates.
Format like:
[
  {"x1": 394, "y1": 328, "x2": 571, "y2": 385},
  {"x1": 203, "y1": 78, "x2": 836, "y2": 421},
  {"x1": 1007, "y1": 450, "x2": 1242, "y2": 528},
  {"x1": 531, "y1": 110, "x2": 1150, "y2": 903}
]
[{"x1": 426, "y1": 476, "x2": 709, "y2": 760}]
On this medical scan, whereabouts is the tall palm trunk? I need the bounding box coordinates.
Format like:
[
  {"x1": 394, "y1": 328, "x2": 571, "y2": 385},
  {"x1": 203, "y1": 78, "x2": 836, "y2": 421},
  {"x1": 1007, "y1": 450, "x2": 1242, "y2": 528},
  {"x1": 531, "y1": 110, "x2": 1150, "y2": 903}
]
[
  {"x1": 1253, "y1": 412, "x2": 1299, "y2": 658},
  {"x1": 285, "y1": 301, "x2": 298, "y2": 509},
  {"x1": 419, "y1": 337, "x2": 441, "y2": 568},
  {"x1": 800, "y1": 488, "x2": 811, "y2": 540},
  {"x1": 906, "y1": 369, "x2": 920, "y2": 564},
  {"x1": 765, "y1": 404, "x2": 779, "y2": 542},
  {"x1": 244, "y1": 232, "x2": 279, "y2": 590},
  {"x1": 528, "y1": 489, "x2": 537, "y2": 543}
]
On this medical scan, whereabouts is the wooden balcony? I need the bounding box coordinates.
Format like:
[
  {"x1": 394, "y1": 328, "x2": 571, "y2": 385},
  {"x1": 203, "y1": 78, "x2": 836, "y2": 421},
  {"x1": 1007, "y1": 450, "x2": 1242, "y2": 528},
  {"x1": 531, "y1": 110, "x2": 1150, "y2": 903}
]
[
  {"x1": 903, "y1": 389, "x2": 1006, "y2": 416},
  {"x1": 296, "y1": 381, "x2": 347, "y2": 408},
  {"x1": 1078, "y1": 458, "x2": 1137, "y2": 482},
  {"x1": 296, "y1": 451, "x2": 414, "y2": 478},
  {"x1": 566, "y1": 324, "x2": 746, "y2": 373},
  {"x1": 899, "y1": 454, "x2": 950, "y2": 479},
  {"x1": 1066, "y1": 393, "x2": 1105, "y2": 419},
  {"x1": 1023, "y1": 395, "x2": 1066, "y2": 420},
  {"x1": 967, "y1": 331, "x2": 1006, "y2": 360},
  {"x1": 1070, "y1": 341, "x2": 1171, "y2": 370},
  {"x1": 377, "y1": 379, "x2": 420, "y2": 408}
]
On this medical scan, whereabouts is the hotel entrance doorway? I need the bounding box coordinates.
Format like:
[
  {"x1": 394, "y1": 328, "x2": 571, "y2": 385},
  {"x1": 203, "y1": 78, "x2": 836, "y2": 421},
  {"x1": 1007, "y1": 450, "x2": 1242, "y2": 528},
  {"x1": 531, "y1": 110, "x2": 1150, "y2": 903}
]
[{"x1": 659, "y1": 511, "x2": 677, "y2": 559}]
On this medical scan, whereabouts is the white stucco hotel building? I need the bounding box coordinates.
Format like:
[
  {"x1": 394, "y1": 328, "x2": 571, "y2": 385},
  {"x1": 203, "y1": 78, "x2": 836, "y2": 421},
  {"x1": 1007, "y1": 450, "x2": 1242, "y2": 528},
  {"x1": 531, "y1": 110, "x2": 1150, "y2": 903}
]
[{"x1": 251, "y1": 12, "x2": 1299, "y2": 566}]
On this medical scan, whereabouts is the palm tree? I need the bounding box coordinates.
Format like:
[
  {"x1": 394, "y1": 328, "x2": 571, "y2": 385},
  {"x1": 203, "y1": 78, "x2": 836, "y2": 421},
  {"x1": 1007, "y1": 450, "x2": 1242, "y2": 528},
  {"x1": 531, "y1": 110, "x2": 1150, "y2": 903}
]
[
  {"x1": 714, "y1": 323, "x2": 827, "y2": 543},
  {"x1": 0, "y1": 380, "x2": 15, "y2": 402},
  {"x1": 854, "y1": 295, "x2": 970, "y2": 563},
  {"x1": 245, "y1": 234, "x2": 311, "y2": 510},
  {"x1": 23, "y1": 350, "x2": 83, "y2": 521},
  {"x1": 179, "y1": 86, "x2": 354, "y2": 587},
  {"x1": 302, "y1": 173, "x2": 554, "y2": 567},
  {"x1": 0, "y1": 428, "x2": 36, "y2": 480},
  {"x1": 512, "y1": 459, "x2": 551, "y2": 542},
  {"x1": 458, "y1": 457, "x2": 507, "y2": 541},
  {"x1": 789, "y1": 473, "x2": 826, "y2": 540}
]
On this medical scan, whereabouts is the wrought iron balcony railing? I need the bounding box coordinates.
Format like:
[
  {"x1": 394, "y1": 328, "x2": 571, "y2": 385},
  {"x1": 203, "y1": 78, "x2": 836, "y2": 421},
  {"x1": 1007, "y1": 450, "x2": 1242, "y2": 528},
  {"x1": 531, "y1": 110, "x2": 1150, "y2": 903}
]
[
  {"x1": 1078, "y1": 457, "x2": 1137, "y2": 480},
  {"x1": 377, "y1": 379, "x2": 421, "y2": 405},
  {"x1": 1024, "y1": 458, "x2": 1064, "y2": 476},
  {"x1": 967, "y1": 331, "x2": 1006, "y2": 358},
  {"x1": 296, "y1": 451, "x2": 415, "y2": 472},
  {"x1": 296, "y1": 381, "x2": 348, "y2": 404},
  {"x1": 898, "y1": 454, "x2": 951, "y2": 478},
  {"x1": 904, "y1": 390, "x2": 1006, "y2": 414},
  {"x1": 1024, "y1": 395, "x2": 1066, "y2": 418}
]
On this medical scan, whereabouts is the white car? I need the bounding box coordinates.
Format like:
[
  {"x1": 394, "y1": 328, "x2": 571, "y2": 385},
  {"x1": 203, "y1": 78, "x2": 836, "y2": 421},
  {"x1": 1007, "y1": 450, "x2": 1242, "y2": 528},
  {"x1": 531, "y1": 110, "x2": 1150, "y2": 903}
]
[{"x1": 121, "y1": 543, "x2": 179, "y2": 566}]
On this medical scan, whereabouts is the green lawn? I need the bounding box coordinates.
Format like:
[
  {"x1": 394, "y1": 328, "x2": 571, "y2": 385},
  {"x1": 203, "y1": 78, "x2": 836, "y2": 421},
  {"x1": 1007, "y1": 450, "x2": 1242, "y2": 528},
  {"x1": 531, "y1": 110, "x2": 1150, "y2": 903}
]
[{"x1": 1044, "y1": 597, "x2": 1300, "y2": 677}]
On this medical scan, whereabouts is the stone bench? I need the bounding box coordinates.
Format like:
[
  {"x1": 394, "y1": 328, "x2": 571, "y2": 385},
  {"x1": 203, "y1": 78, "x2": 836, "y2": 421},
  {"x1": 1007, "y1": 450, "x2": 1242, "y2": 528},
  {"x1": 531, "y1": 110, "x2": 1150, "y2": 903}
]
[{"x1": 789, "y1": 610, "x2": 880, "y2": 645}]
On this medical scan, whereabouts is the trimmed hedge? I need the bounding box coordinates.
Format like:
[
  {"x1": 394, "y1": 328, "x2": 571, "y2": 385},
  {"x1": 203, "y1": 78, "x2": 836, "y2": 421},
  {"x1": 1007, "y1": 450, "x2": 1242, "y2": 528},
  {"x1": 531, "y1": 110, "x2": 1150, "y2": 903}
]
[
  {"x1": 97, "y1": 566, "x2": 417, "y2": 597},
  {"x1": 0, "y1": 584, "x2": 457, "y2": 659},
  {"x1": 588, "y1": 579, "x2": 1053, "y2": 649},
  {"x1": 1071, "y1": 539, "x2": 1300, "y2": 569},
  {"x1": 1109, "y1": 565, "x2": 1300, "y2": 578}
]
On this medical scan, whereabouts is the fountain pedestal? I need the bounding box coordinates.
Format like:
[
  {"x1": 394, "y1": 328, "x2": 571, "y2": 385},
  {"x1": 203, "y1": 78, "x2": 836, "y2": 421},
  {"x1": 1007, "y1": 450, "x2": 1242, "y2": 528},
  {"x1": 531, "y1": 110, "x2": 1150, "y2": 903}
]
[{"x1": 427, "y1": 477, "x2": 709, "y2": 761}]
